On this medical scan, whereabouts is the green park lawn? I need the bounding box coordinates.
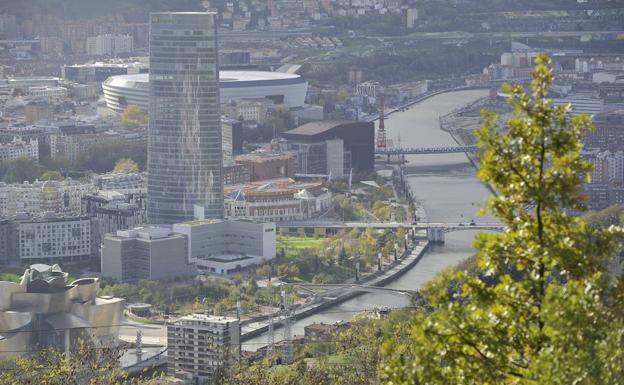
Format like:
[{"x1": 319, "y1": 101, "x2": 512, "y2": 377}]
[{"x1": 277, "y1": 235, "x2": 326, "y2": 259}]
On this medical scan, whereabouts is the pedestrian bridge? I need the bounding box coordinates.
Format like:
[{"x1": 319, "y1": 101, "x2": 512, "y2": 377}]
[
  {"x1": 278, "y1": 220, "x2": 504, "y2": 239},
  {"x1": 375, "y1": 145, "x2": 479, "y2": 155}
]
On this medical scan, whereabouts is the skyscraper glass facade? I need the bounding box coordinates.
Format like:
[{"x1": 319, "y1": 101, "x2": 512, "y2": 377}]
[{"x1": 148, "y1": 12, "x2": 223, "y2": 224}]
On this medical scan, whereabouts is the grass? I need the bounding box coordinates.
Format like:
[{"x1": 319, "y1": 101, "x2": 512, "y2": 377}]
[
  {"x1": 126, "y1": 313, "x2": 164, "y2": 325},
  {"x1": 277, "y1": 235, "x2": 326, "y2": 259},
  {"x1": 0, "y1": 272, "x2": 22, "y2": 283}
]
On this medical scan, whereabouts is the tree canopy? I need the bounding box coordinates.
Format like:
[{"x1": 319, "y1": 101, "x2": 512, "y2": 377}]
[
  {"x1": 113, "y1": 158, "x2": 140, "y2": 174},
  {"x1": 120, "y1": 105, "x2": 148, "y2": 128},
  {"x1": 381, "y1": 55, "x2": 624, "y2": 385}
]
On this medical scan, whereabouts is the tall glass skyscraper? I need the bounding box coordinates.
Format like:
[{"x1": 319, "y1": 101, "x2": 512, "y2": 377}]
[{"x1": 148, "y1": 12, "x2": 223, "y2": 224}]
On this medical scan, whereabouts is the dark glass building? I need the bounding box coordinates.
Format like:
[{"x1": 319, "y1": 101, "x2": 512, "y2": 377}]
[
  {"x1": 281, "y1": 121, "x2": 374, "y2": 179},
  {"x1": 148, "y1": 12, "x2": 223, "y2": 224}
]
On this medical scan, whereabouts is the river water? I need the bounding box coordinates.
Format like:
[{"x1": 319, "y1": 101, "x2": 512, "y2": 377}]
[{"x1": 243, "y1": 89, "x2": 492, "y2": 351}]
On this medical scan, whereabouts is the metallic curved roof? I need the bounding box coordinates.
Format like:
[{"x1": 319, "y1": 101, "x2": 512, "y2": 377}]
[{"x1": 104, "y1": 70, "x2": 305, "y2": 89}]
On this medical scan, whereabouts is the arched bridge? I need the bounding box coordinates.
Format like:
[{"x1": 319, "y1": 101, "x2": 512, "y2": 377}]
[{"x1": 375, "y1": 145, "x2": 479, "y2": 155}]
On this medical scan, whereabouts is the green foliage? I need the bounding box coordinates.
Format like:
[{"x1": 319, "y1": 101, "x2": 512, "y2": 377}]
[
  {"x1": 112, "y1": 158, "x2": 140, "y2": 174},
  {"x1": 120, "y1": 105, "x2": 148, "y2": 128},
  {"x1": 77, "y1": 140, "x2": 146, "y2": 173},
  {"x1": 0, "y1": 340, "x2": 156, "y2": 384},
  {"x1": 0, "y1": 158, "x2": 45, "y2": 183},
  {"x1": 381, "y1": 55, "x2": 624, "y2": 384},
  {"x1": 40, "y1": 170, "x2": 64, "y2": 181},
  {"x1": 270, "y1": 105, "x2": 296, "y2": 136}
]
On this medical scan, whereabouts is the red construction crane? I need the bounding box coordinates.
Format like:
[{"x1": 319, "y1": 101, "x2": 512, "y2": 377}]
[{"x1": 376, "y1": 95, "x2": 387, "y2": 149}]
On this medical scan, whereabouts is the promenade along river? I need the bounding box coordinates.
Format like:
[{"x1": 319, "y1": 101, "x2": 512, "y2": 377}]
[{"x1": 243, "y1": 89, "x2": 493, "y2": 351}]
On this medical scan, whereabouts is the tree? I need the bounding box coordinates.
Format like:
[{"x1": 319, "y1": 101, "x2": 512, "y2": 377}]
[
  {"x1": 0, "y1": 340, "x2": 155, "y2": 384},
  {"x1": 113, "y1": 158, "x2": 140, "y2": 173},
  {"x1": 0, "y1": 158, "x2": 45, "y2": 183},
  {"x1": 120, "y1": 104, "x2": 147, "y2": 128},
  {"x1": 381, "y1": 55, "x2": 624, "y2": 384},
  {"x1": 41, "y1": 170, "x2": 64, "y2": 181},
  {"x1": 270, "y1": 105, "x2": 295, "y2": 137}
]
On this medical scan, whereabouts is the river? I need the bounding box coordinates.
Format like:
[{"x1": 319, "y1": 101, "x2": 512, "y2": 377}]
[{"x1": 243, "y1": 89, "x2": 492, "y2": 351}]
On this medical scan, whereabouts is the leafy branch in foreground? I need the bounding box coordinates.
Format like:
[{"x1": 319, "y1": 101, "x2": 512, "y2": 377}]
[
  {"x1": 381, "y1": 55, "x2": 624, "y2": 385},
  {"x1": 0, "y1": 340, "x2": 158, "y2": 385}
]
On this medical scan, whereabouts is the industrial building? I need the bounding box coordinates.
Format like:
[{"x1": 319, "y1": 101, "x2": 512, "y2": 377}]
[
  {"x1": 280, "y1": 120, "x2": 375, "y2": 178},
  {"x1": 147, "y1": 12, "x2": 223, "y2": 224},
  {"x1": 0, "y1": 264, "x2": 124, "y2": 360},
  {"x1": 167, "y1": 314, "x2": 240, "y2": 382},
  {"x1": 102, "y1": 70, "x2": 308, "y2": 112}
]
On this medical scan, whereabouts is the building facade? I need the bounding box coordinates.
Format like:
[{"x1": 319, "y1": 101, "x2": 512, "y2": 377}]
[
  {"x1": 224, "y1": 178, "x2": 332, "y2": 222},
  {"x1": 0, "y1": 264, "x2": 124, "y2": 360},
  {"x1": 100, "y1": 226, "x2": 191, "y2": 283},
  {"x1": 167, "y1": 314, "x2": 240, "y2": 382},
  {"x1": 0, "y1": 138, "x2": 38, "y2": 162},
  {"x1": 8, "y1": 215, "x2": 92, "y2": 265},
  {"x1": 148, "y1": 12, "x2": 223, "y2": 224},
  {"x1": 0, "y1": 179, "x2": 95, "y2": 218},
  {"x1": 86, "y1": 34, "x2": 134, "y2": 56},
  {"x1": 281, "y1": 120, "x2": 374, "y2": 178},
  {"x1": 172, "y1": 219, "x2": 276, "y2": 275},
  {"x1": 235, "y1": 152, "x2": 296, "y2": 181}
]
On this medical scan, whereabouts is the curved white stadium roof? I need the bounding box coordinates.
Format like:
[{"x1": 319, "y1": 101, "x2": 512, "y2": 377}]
[{"x1": 102, "y1": 70, "x2": 307, "y2": 112}]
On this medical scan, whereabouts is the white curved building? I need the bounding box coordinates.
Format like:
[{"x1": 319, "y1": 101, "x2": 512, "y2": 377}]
[{"x1": 103, "y1": 70, "x2": 308, "y2": 112}]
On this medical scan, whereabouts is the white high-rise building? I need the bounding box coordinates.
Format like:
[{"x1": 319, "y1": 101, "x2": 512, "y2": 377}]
[
  {"x1": 167, "y1": 314, "x2": 240, "y2": 382},
  {"x1": 86, "y1": 34, "x2": 134, "y2": 56}
]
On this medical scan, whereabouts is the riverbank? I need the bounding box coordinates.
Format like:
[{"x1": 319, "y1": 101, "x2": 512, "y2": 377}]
[
  {"x1": 241, "y1": 240, "x2": 429, "y2": 342},
  {"x1": 243, "y1": 89, "x2": 494, "y2": 350}
]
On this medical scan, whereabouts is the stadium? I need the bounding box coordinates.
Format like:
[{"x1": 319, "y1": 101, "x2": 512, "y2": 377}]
[{"x1": 102, "y1": 70, "x2": 308, "y2": 112}]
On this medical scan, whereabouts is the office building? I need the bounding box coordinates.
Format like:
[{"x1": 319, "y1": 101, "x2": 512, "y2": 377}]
[
  {"x1": 167, "y1": 314, "x2": 240, "y2": 382},
  {"x1": 0, "y1": 264, "x2": 124, "y2": 360},
  {"x1": 172, "y1": 219, "x2": 276, "y2": 275},
  {"x1": 100, "y1": 219, "x2": 275, "y2": 280},
  {"x1": 148, "y1": 12, "x2": 223, "y2": 224},
  {"x1": 100, "y1": 226, "x2": 191, "y2": 283},
  {"x1": 281, "y1": 121, "x2": 374, "y2": 178}
]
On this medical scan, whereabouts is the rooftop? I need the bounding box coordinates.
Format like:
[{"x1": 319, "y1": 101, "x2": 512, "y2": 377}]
[
  {"x1": 174, "y1": 314, "x2": 238, "y2": 324},
  {"x1": 104, "y1": 70, "x2": 303, "y2": 88},
  {"x1": 282, "y1": 120, "x2": 354, "y2": 137}
]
